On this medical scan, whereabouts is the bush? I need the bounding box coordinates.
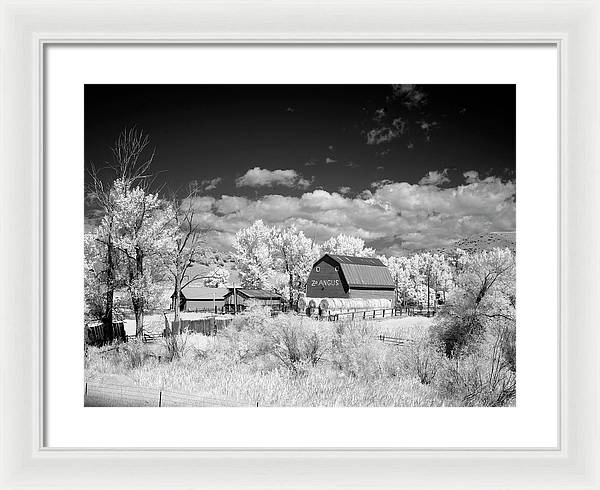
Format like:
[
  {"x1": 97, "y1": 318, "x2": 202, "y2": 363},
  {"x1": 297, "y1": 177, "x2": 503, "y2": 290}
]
[
  {"x1": 435, "y1": 323, "x2": 516, "y2": 406},
  {"x1": 121, "y1": 338, "x2": 152, "y2": 368},
  {"x1": 221, "y1": 307, "x2": 333, "y2": 374},
  {"x1": 399, "y1": 339, "x2": 444, "y2": 385}
]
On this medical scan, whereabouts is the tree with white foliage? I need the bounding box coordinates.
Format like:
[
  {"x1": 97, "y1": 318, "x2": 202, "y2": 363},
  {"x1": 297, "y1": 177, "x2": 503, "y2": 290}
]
[
  {"x1": 379, "y1": 255, "x2": 412, "y2": 307},
  {"x1": 86, "y1": 127, "x2": 158, "y2": 340},
  {"x1": 271, "y1": 224, "x2": 320, "y2": 305},
  {"x1": 321, "y1": 234, "x2": 375, "y2": 257},
  {"x1": 232, "y1": 220, "x2": 276, "y2": 289},
  {"x1": 110, "y1": 179, "x2": 175, "y2": 337}
]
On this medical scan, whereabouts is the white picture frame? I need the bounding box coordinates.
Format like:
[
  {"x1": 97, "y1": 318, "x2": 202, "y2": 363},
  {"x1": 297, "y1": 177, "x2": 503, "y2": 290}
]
[{"x1": 1, "y1": 0, "x2": 599, "y2": 488}]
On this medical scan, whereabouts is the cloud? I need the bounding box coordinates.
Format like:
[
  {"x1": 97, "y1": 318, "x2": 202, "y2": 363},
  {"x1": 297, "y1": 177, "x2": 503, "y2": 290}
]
[
  {"x1": 391, "y1": 84, "x2": 428, "y2": 109},
  {"x1": 201, "y1": 177, "x2": 222, "y2": 191},
  {"x1": 463, "y1": 170, "x2": 480, "y2": 184},
  {"x1": 325, "y1": 157, "x2": 337, "y2": 164},
  {"x1": 304, "y1": 159, "x2": 317, "y2": 167},
  {"x1": 235, "y1": 167, "x2": 311, "y2": 189},
  {"x1": 188, "y1": 175, "x2": 516, "y2": 254},
  {"x1": 366, "y1": 117, "x2": 407, "y2": 145},
  {"x1": 345, "y1": 161, "x2": 359, "y2": 168},
  {"x1": 417, "y1": 120, "x2": 439, "y2": 141},
  {"x1": 373, "y1": 108, "x2": 386, "y2": 123},
  {"x1": 418, "y1": 169, "x2": 450, "y2": 186},
  {"x1": 328, "y1": 145, "x2": 334, "y2": 151}
]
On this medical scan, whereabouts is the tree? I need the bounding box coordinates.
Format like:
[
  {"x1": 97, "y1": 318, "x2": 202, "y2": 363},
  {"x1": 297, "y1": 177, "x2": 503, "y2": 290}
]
[
  {"x1": 164, "y1": 186, "x2": 214, "y2": 330},
  {"x1": 204, "y1": 266, "x2": 230, "y2": 288},
  {"x1": 110, "y1": 179, "x2": 175, "y2": 337},
  {"x1": 270, "y1": 225, "x2": 319, "y2": 305},
  {"x1": 86, "y1": 127, "x2": 156, "y2": 341},
  {"x1": 432, "y1": 247, "x2": 516, "y2": 356},
  {"x1": 379, "y1": 255, "x2": 411, "y2": 307},
  {"x1": 321, "y1": 234, "x2": 375, "y2": 257},
  {"x1": 232, "y1": 220, "x2": 276, "y2": 289},
  {"x1": 416, "y1": 253, "x2": 452, "y2": 315}
]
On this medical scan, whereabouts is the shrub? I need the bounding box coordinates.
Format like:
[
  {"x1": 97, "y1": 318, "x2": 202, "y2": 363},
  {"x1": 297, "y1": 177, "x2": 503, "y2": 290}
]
[
  {"x1": 400, "y1": 339, "x2": 444, "y2": 385},
  {"x1": 121, "y1": 338, "x2": 152, "y2": 368},
  {"x1": 435, "y1": 323, "x2": 516, "y2": 406},
  {"x1": 162, "y1": 329, "x2": 193, "y2": 362}
]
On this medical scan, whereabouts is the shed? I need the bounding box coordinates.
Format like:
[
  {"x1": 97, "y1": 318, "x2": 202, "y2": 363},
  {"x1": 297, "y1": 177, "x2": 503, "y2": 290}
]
[
  {"x1": 305, "y1": 254, "x2": 395, "y2": 302},
  {"x1": 224, "y1": 289, "x2": 283, "y2": 312},
  {"x1": 171, "y1": 286, "x2": 230, "y2": 312}
]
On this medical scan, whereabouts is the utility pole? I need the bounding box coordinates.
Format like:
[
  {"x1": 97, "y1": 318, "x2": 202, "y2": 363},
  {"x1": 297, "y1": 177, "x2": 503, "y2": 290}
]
[{"x1": 233, "y1": 282, "x2": 238, "y2": 314}]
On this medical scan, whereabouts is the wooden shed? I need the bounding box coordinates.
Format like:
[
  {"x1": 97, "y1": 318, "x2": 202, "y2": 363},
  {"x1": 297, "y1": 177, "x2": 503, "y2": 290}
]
[
  {"x1": 171, "y1": 286, "x2": 230, "y2": 312},
  {"x1": 224, "y1": 289, "x2": 283, "y2": 313},
  {"x1": 305, "y1": 254, "x2": 395, "y2": 302}
]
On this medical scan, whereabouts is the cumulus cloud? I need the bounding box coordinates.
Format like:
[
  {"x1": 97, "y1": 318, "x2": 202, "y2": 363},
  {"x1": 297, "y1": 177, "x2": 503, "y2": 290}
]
[
  {"x1": 338, "y1": 186, "x2": 351, "y2": 195},
  {"x1": 235, "y1": 167, "x2": 311, "y2": 189},
  {"x1": 189, "y1": 175, "x2": 516, "y2": 253},
  {"x1": 463, "y1": 170, "x2": 479, "y2": 184},
  {"x1": 418, "y1": 169, "x2": 450, "y2": 186},
  {"x1": 325, "y1": 157, "x2": 337, "y2": 164}
]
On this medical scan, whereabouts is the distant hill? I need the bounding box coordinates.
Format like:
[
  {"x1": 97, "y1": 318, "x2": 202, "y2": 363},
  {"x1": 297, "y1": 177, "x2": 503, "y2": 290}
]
[{"x1": 432, "y1": 231, "x2": 516, "y2": 255}]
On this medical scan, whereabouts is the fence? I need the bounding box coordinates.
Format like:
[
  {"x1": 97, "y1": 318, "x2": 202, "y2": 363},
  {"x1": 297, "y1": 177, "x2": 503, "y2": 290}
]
[
  {"x1": 84, "y1": 382, "x2": 255, "y2": 407},
  {"x1": 85, "y1": 321, "x2": 126, "y2": 346},
  {"x1": 169, "y1": 316, "x2": 234, "y2": 336},
  {"x1": 326, "y1": 308, "x2": 399, "y2": 322},
  {"x1": 375, "y1": 334, "x2": 414, "y2": 346}
]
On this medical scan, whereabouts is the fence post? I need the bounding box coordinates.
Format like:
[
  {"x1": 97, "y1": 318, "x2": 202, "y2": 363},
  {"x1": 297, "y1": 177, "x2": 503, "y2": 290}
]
[
  {"x1": 383, "y1": 309, "x2": 385, "y2": 318},
  {"x1": 256, "y1": 401, "x2": 259, "y2": 407},
  {"x1": 85, "y1": 382, "x2": 88, "y2": 396},
  {"x1": 159, "y1": 391, "x2": 162, "y2": 407},
  {"x1": 373, "y1": 310, "x2": 376, "y2": 319}
]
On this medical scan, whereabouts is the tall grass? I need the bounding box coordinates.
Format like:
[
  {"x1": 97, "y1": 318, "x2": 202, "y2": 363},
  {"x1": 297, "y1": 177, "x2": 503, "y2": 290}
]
[{"x1": 85, "y1": 307, "x2": 514, "y2": 407}]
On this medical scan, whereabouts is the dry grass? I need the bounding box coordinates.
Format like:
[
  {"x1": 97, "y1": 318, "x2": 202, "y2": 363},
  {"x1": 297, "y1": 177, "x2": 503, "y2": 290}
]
[{"x1": 86, "y1": 310, "x2": 513, "y2": 407}]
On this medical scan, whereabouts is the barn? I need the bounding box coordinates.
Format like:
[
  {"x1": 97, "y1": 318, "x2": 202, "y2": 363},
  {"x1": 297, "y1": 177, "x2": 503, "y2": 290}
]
[
  {"x1": 305, "y1": 254, "x2": 395, "y2": 302},
  {"x1": 171, "y1": 286, "x2": 230, "y2": 312},
  {"x1": 224, "y1": 289, "x2": 283, "y2": 313}
]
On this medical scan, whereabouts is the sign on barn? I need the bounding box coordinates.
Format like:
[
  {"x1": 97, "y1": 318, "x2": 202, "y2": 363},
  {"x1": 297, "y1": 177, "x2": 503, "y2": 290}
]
[{"x1": 306, "y1": 254, "x2": 395, "y2": 302}]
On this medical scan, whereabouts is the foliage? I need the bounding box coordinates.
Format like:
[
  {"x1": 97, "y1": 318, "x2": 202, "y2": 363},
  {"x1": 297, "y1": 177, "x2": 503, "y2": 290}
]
[
  {"x1": 321, "y1": 234, "x2": 375, "y2": 257},
  {"x1": 232, "y1": 220, "x2": 276, "y2": 289},
  {"x1": 270, "y1": 225, "x2": 320, "y2": 304},
  {"x1": 203, "y1": 266, "x2": 230, "y2": 288}
]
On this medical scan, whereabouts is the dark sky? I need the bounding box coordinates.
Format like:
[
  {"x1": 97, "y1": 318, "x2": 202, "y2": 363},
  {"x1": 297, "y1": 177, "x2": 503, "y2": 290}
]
[
  {"x1": 85, "y1": 84, "x2": 515, "y2": 195},
  {"x1": 84, "y1": 84, "x2": 516, "y2": 253}
]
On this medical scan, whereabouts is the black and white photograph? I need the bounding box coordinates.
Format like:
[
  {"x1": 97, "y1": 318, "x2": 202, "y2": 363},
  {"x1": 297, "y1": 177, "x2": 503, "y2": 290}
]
[{"x1": 84, "y1": 84, "x2": 516, "y2": 407}]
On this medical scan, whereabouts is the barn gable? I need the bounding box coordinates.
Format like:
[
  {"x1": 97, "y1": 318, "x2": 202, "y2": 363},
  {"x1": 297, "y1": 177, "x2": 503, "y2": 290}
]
[{"x1": 306, "y1": 254, "x2": 395, "y2": 299}]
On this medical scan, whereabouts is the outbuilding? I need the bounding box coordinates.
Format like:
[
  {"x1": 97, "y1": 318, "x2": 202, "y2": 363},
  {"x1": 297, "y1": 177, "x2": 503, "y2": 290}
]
[
  {"x1": 224, "y1": 289, "x2": 283, "y2": 313},
  {"x1": 171, "y1": 286, "x2": 230, "y2": 312},
  {"x1": 305, "y1": 254, "x2": 395, "y2": 302}
]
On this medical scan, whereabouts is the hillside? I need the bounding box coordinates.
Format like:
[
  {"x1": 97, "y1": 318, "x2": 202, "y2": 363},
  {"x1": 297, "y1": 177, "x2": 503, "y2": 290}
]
[{"x1": 426, "y1": 231, "x2": 516, "y2": 255}]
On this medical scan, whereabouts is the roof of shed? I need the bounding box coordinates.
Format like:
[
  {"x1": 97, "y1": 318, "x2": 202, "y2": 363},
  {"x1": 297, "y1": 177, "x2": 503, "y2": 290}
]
[
  {"x1": 178, "y1": 287, "x2": 230, "y2": 300},
  {"x1": 320, "y1": 254, "x2": 395, "y2": 289},
  {"x1": 235, "y1": 289, "x2": 283, "y2": 300}
]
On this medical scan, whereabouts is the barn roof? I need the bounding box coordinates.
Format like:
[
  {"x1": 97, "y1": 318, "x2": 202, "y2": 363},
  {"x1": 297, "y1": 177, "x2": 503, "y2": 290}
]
[
  {"x1": 234, "y1": 289, "x2": 283, "y2": 300},
  {"x1": 320, "y1": 254, "x2": 395, "y2": 289},
  {"x1": 178, "y1": 287, "x2": 230, "y2": 300}
]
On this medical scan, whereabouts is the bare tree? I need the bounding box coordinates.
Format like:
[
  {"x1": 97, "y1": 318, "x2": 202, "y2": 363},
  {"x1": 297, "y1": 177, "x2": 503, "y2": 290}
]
[{"x1": 166, "y1": 184, "x2": 214, "y2": 334}]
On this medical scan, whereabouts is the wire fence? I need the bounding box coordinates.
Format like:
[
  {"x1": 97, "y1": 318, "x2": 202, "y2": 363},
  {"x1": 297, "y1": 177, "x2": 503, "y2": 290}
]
[{"x1": 84, "y1": 382, "x2": 255, "y2": 407}]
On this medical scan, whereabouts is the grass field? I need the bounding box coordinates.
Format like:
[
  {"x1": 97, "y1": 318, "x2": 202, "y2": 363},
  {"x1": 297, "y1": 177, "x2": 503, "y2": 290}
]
[{"x1": 86, "y1": 310, "x2": 515, "y2": 407}]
